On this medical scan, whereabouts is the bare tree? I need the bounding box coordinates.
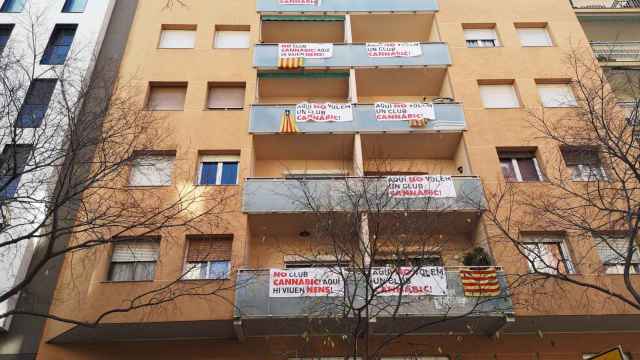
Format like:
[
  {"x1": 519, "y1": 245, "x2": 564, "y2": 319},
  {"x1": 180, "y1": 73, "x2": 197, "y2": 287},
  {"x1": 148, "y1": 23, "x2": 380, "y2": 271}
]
[
  {"x1": 0, "y1": 12, "x2": 238, "y2": 328},
  {"x1": 483, "y1": 45, "x2": 640, "y2": 312}
]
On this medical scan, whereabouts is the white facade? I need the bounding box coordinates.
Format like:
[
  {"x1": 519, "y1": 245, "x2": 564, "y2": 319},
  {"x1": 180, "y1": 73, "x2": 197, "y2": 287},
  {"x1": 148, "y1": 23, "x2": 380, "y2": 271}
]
[{"x1": 0, "y1": 0, "x2": 117, "y2": 332}]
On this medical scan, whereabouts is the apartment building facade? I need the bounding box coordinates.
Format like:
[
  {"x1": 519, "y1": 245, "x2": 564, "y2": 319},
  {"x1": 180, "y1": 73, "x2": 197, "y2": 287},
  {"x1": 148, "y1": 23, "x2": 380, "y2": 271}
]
[
  {"x1": 26, "y1": 0, "x2": 640, "y2": 359},
  {"x1": 0, "y1": 0, "x2": 120, "y2": 359}
]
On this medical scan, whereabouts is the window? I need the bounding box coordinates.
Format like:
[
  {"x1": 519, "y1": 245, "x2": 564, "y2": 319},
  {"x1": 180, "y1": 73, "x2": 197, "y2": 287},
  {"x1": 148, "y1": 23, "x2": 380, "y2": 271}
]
[
  {"x1": 479, "y1": 83, "x2": 520, "y2": 108},
  {"x1": 183, "y1": 235, "x2": 232, "y2": 280},
  {"x1": 537, "y1": 83, "x2": 577, "y2": 108},
  {"x1": 207, "y1": 83, "x2": 245, "y2": 109},
  {"x1": 517, "y1": 26, "x2": 553, "y2": 47},
  {"x1": 594, "y1": 235, "x2": 640, "y2": 275},
  {"x1": 41, "y1": 25, "x2": 77, "y2": 65},
  {"x1": 108, "y1": 238, "x2": 160, "y2": 282},
  {"x1": 498, "y1": 150, "x2": 543, "y2": 182},
  {"x1": 521, "y1": 235, "x2": 575, "y2": 274},
  {"x1": 214, "y1": 25, "x2": 251, "y2": 49},
  {"x1": 0, "y1": 145, "x2": 31, "y2": 199},
  {"x1": 463, "y1": 27, "x2": 500, "y2": 48},
  {"x1": 146, "y1": 83, "x2": 187, "y2": 110},
  {"x1": 0, "y1": 0, "x2": 25, "y2": 12},
  {"x1": 16, "y1": 79, "x2": 57, "y2": 128},
  {"x1": 158, "y1": 26, "x2": 196, "y2": 49},
  {"x1": 561, "y1": 147, "x2": 607, "y2": 181},
  {"x1": 0, "y1": 25, "x2": 14, "y2": 55},
  {"x1": 129, "y1": 154, "x2": 175, "y2": 187},
  {"x1": 198, "y1": 155, "x2": 239, "y2": 185},
  {"x1": 583, "y1": 352, "x2": 632, "y2": 360},
  {"x1": 62, "y1": 0, "x2": 87, "y2": 13}
]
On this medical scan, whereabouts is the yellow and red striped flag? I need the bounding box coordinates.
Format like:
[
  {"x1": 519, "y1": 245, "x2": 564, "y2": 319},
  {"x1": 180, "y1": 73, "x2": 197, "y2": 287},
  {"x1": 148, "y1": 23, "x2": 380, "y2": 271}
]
[
  {"x1": 278, "y1": 57, "x2": 304, "y2": 69},
  {"x1": 460, "y1": 267, "x2": 501, "y2": 297},
  {"x1": 279, "y1": 110, "x2": 298, "y2": 133}
]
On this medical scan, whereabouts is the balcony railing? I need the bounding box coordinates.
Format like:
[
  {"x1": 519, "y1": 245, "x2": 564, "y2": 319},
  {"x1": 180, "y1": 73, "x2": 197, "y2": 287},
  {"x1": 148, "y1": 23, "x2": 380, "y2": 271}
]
[
  {"x1": 572, "y1": 0, "x2": 640, "y2": 8},
  {"x1": 242, "y1": 176, "x2": 486, "y2": 213},
  {"x1": 249, "y1": 103, "x2": 465, "y2": 134},
  {"x1": 235, "y1": 268, "x2": 514, "y2": 336},
  {"x1": 257, "y1": 0, "x2": 439, "y2": 13},
  {"x1": 254, "y1": 43, "x2": 451, "y2": 69},
  {"x1": 591, "y1": 42, "x2": 640, "y2": 63}
]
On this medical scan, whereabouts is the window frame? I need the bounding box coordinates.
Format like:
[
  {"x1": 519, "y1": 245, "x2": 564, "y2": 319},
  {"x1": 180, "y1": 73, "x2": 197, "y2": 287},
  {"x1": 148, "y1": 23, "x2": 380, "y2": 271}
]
[
  {"x1": 521, "y1": 236, "x2": 575, "y2": 275},
  {"x1": 561, "y1": 147, "x2": 608, "y2": 182},
  {"x1": 128, "y1": 154, "x2": 175, "y2": 187},
  {"x1": 0, "y1": 24, "x2": 14, "y2": 55},
  {"x1": 61, "y1": 0, "x2": 87, "y2": 13},
  {"x1": 158, "y1": 25, "x2": 197, "y2": 49},
  {"x1": 16, "y1": 78, "x2": 58, "y2": 128},
  {"x1": 594, "y1": 234, "x2": 640, "y2": 275},
  {"x1": 213, "y1": 26, "x2": 251, "y2": 49},
  {"x1": 206, "y1": 82, "x2": 246, "y2": 110},
  {"x1": 463, "y1": 27, "x2": 500, "y2": 48},
  {"x1": 536, "y1": 83, "x2": 578, "y2": 108},
  {"x1": 478, "y1": 83, "x2": 521, "y2": 109},
  {"x1": 40, "y1": 24, "x2": 78, "y2": 65},
  {"x1": 197, "y1": 155, "x2": 240, "y2": 186},
  {"x1": 498, "y1": 152, "x2": 544, "y2": 182},
  {"x1": 146, "y1": 83, "x2": 188, "y2": 111},
  {"x1": 517, "y1": 27, "x2": 553, "y2": 47},
  {"x1": 107, "y1": 239, "x2": 160, "y2": 282},
  {"x1": 184, "y1": 260, "x2": 231, "y2": 280}
]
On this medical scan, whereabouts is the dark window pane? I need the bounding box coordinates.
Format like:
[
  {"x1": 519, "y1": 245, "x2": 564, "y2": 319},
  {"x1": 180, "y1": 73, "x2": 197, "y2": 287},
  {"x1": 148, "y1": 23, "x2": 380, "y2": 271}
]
[
  {"x1": 517, "y1": 158, "x2": 540, "y2": 181},
  {"x1": 220, "y1": 162, "x2": 238, "y2": 185},
  {"x1": 62, "y1": 0, "x2": 87, "y2": 12},
  {"x1": 200, "y1": 162, "x2": 218, "y2": 185},
  {"x1": 0, "y1": 25, "x2": 13, "y2": 54},
  {"x1": 500, "y1": 159, "x2": 517, "y2": 181},
  {"x1": 0, "y1": 145, "x2": 31, "y2": 199},
  {"x1": 41, "y1": 25, "x2": 77, "y2": 65},
  {"x1": 16, "y1": 79, "x2": 57, "y2": 128},
  {"x1": 0, "y1": 0, "x2": 25, "y2": 12}
]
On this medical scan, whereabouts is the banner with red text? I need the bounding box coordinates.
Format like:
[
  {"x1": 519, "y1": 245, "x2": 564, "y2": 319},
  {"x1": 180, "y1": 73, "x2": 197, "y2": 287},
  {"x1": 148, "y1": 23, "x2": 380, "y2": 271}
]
[
  {"x1": 279, "y1": 0, "x2": 320, "y2": 5},
  {"x1": 387, "y1": 175, "x2": 457, "y2": 198},
  {"x1": 375, "y1": 102, "x2": 435, "y2": 121},
  {"x1": 371, "y1": 266, "x2": 448, "y2": 296},
  {"x1": 270, "y1": 268, "x2": 344, "y2": 297},
  {"x1": 278, "y1": 43, "x2": 333, "y2": 59},
  {"x1": 295, "y1": 102, "x2": 353, "y2": 122},
  {"x1": 366, "y1": 42, "x2": 422, "y2": 58}
]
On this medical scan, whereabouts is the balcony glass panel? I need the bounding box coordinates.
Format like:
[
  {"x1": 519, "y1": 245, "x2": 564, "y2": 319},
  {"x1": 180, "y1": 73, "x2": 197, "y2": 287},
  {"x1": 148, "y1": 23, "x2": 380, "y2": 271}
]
[{"x1": 256, "y1": 0, "x2": 439, "y2": 13}]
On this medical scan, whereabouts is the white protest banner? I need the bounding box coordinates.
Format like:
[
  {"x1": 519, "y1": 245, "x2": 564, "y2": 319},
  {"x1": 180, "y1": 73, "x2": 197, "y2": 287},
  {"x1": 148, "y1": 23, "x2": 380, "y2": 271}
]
[
  {"x1": 375, "y1": 102, "x2": 435, "y2": 122},
  {"x1": 366, "y1": 42, "x2": 422, "y2": 58},
  {"x1": 279, "y1": 0, "x2": 320, "y2": 5},
  {"x1": 295, "y1": 102, "x2": 353, "y2": 122},
  {"x1": 278, "y1": 43, "x2": 333, "y2": 59},
  {"x1": 270, "y1": 268, "x2": 344, "y2": 297},
  {"x1": 387, "y1": 175, "x2": 457, "y2": 198},
  {"x1": 371, "y1": 266, "x2": 448, "y2": 296}
]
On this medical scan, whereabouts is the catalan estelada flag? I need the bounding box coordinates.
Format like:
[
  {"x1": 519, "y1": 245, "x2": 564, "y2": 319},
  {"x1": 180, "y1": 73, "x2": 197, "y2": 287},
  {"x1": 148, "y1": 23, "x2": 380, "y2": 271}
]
[
  {"x1": 279, "y1": 110, "x2": 298, "y2": 133},
  {"x1": 278, "y1": 57, "x2": 304, "y2": 69},
  {"x1": 460, "y1": 267, "x2": 501, "y2": 297}
]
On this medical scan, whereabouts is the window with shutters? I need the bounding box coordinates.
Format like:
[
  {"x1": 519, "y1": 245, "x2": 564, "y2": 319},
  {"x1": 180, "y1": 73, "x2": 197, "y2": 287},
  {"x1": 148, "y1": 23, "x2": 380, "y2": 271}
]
[
  {"x1": 561, "y1": 147, "x2": 607, "y2": 181},
  {"x1": 479, "y1": 83, "x2": 520, "y2": 108},
  {"x1": 521, "y1": 234, "x2": 575, "y2": 274},
  {"x1": 146, "y1": 83, "x2": 187, "y2": 111},
  {"x1": 516, "y1": 25, "x2": 553, "y2": 47},
  {"x1": 207, "y1": 82, "x2": 246, "y2": 109},
  {"x1": 108, "y1": 238, "x2": 160, "y2": 282},
  {"x1": 129, "y1": 153, "x2": 175, "y2": 187},
  {"x1": 183, "y1": 235, "x2": 233, "y2": 280},
  {"x1": 537, "y1": 82, "x2": 577, "y2": 108},
  {"x1": 593, "y1": 234, "x2": 640, "y2": 274},
  {"x1": 16, "y1": 79, "x2": 57, "y2": 128},
  {"x1": 0, "y1": 0, "x2": 25, "y2": 12},
  {"x1": 158, "y1": 25, "x2": 197, "y2": 49},
  {"x1": 463, "y1": 26, "x2": 500, "y2": 48},
  {"x1": 0, "y1": 24, "x2": 14, "y2": 55},
  {"x1": 41, "y1": 25, "x2": 77, "y2": 65},
  {"x1": 198, "y1": 155, "x2": 239, "y2": 185},
  {"x1": 0, "y1": 145, "x2": 31, "y2": 199},
  {"x1": 498, "y1": 149, "x2": 543, "y2": 182},
  {"x1": 213, "y1": 25, "x2": 251, "y2": 49},
  {"x1": 62, "y1": 0, "x2": 87, "y2": 13}
]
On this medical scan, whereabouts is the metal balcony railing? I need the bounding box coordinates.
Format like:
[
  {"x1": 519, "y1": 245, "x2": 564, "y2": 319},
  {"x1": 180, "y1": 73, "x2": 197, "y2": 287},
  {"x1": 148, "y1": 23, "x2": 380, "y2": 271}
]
[
  {"x1": 571, "y1": 0, "x2": 640, "y2": 8},
  {"x1": 591, "y1": 41, "x2": 640, "y2": 62}
]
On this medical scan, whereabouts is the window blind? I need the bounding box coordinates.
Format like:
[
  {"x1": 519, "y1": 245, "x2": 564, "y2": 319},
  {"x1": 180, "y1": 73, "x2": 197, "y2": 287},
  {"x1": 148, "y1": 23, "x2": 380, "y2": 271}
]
[
  {"x1": 562, "y1": 147, "x2": 600, "y2": 166},
  {"x1": 595, "y1": 236, "x2": 640, "y2": 264},
  {"x1": 207, "y1": 86, "x2": 245, "y2": 109},
  {"x1": 214, "y1": 31, "x2": 250, "y2": 49},
  {"x1": 112, "y1": 240, "x2": 160, "y2": 262},
  {"x1": 517, "y1": 28, "x2": 552, "y2": 47},
  {"x1": 537, "y1": 84, "x2": 577, "y2": 107},
  {"x1": 148, "y1": 86, "x2": 187, "y2": 110},
  {"x1": 129, "y1": 155, "x2": 174, "y2": 186},
  {"x1": 464, "y1": 29, "x2": 499, "y2": 42},
  {"x1": 159, "y1": 30, "x2": 196, "y2": 49},
  {"x1": 479, "y1": 84, "x2": 519, "y2": 108},
  {"x1": 186, "y1": 235, "x2": 232, "y2": 262}
]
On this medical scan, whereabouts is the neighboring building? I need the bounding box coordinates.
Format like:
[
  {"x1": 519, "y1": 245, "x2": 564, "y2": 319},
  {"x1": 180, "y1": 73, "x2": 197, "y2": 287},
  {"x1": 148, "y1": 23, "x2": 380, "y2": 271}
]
[
  {"x1": 26, "y1": 0, "x2": 640, "y2": 359},
  {"x1": 0, "y1": 0, "x2": 123, "y2": 359}
]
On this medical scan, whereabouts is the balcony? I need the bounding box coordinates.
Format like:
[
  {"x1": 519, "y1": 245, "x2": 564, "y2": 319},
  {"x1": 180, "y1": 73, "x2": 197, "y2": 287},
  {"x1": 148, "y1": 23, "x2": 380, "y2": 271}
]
[
  {"x1": 242, "y1": 176, "x2": 485, "y2": 214},
  {"x1": 234, "y1": 268, "x2": 514, "y2": 336},
  {"x1": 591, "y1": 42, "x2": 640, "y2": 65},
  {"x1": 254, "y1": 43, "x2": 451, "y2": 69},
  {"x1": 256, "y1": 0, "x2": 439, "y2": 14},
  {"x1": 572, "y1": 0, "x2": 640, "y2": 9},
  {"x1": 249, "y1": 103, "x2": 465, "y2": 134}
]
